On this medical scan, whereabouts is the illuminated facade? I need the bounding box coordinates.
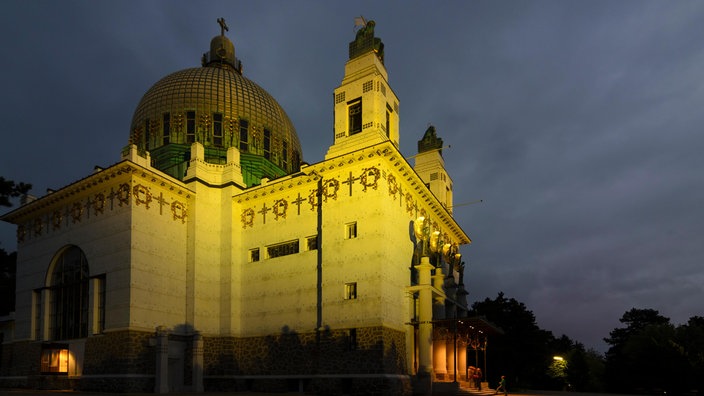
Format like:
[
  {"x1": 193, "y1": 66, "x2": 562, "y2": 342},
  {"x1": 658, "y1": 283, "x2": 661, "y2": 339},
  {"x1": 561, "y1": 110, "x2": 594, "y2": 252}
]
[{"x1": 0, "y1": 19, "x2": 473, "y2": 395}]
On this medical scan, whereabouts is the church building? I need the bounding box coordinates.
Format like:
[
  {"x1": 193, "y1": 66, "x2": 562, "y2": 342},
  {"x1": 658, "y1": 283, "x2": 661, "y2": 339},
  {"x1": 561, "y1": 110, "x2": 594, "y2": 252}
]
[{"x1": 0, "y1": 18, "x2": 482, "y2": 396}]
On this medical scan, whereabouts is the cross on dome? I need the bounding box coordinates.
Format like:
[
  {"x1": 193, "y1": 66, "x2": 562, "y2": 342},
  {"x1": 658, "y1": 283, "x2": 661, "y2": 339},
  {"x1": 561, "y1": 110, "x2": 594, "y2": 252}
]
[{"x1": 217, "y1": 17, "x2": 229, "y2": 36}]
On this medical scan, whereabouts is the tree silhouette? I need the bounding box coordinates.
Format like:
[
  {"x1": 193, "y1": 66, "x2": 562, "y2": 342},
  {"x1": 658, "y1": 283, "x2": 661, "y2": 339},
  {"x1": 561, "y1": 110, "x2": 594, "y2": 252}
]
[
  {"x1": 471, "y1": 292, "x2": 554, "y2": 389},
  {"x1": 603, "y1": 308, "x2": 704, "y2": 394},
  {"x1": 0, "y1": 176, "x2": 32, "y2": 207}
]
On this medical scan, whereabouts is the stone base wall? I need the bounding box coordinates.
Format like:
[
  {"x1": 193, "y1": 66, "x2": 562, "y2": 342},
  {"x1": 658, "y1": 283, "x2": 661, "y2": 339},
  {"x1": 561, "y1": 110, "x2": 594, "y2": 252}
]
[
  {"x1": 0, "y1": 340, "x2": 41, "y2": 377},
  {"x1": 1, "y1": 326, "x2": 411, "y2": 395},
  {"x1": 80, "y1": 329, "x2": 156, "y2": 392},
  {"x1": 205, "y1": 326, "x2": 406, "y2": 376},
  {"x1": 83, "y1": 330, "x2": 155, "y2": 375},
  {"x1": 203, "y1": 326, "x2": 410, "y2": 395},
  {"x1": 0, "y1": 340, "x2": 41, "y2": 389}
]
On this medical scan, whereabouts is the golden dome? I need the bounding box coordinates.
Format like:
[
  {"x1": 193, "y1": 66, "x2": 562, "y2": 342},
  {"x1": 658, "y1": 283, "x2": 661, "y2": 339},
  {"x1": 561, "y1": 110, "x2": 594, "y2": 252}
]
[{"x1": 129, "y1": 24, "x2": 302, "y2": 186}]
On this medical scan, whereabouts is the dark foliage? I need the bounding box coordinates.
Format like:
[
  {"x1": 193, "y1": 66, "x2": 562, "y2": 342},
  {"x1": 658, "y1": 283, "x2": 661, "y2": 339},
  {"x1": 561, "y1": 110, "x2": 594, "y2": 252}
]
[
  {"x1": 0, "y1": 176, "x2": 32, "y2": 207},
  {"x1": 0, "y1": 248, "x2": 16, "y2": 315},
  {"x1": 604, "y1": 308, "x2": 704, "y2": 394}
]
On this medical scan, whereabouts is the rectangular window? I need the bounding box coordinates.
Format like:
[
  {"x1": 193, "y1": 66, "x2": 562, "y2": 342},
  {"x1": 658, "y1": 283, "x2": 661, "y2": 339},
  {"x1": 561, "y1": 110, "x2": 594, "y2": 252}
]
[
  {"x1": 345, "y1": 222, "x2": 358, "y2": 239},
  {"x1": 144, "y1": 119, "x2": 151, "y2": 149},
  {"x1": 249, "y1": 248, "x2": 260, "y2": 263},
  {"x1": 41, "y1": 345, "x2": 69, "y2": 374},
  {"x1": 213, "y1": 113, "x2": 223, "y2": 146},
  {"x1": 263, "y1": 128, "x2": 271, "y2": 160},
  {"x1": 344, "y1": 282, "x2": 358, "y2": 300},
  {"x1": 33, "y1": 289, "x2": 42, "y2": 340},
  {"x1": 386, "y1": 104, "x2": 392, "y2": 138},
  {"x1": 282, "y1": 140, "x2": 288, "y2": 169},
  {"x1": 306, "y1": 235, "x2": 318, "y2": 251},
  {"x1": 163, "y1": 113, "x2": 170, "y2": 144},
  {"x1": 239, "y1": 119, "x2": 249, "y2": 151},
  {"x1": 186, "y1": 111, "x2": 196, "y2": 143},
  {"x1": 95, "y1": 275, "x2": 106, "y2": 334},
  {"x1": 267, "y1": 240, "x2": 299, "y2": 259},
  {"x1": 348, "y1": 99, "x2": 362, "y2": 135}
]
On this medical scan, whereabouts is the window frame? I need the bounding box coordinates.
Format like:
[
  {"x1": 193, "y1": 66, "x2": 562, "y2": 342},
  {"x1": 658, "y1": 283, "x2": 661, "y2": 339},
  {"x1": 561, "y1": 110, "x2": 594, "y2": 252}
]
[
  {"x1": 344, "y1": 282, "x2": 358, "y2": 300},
  {"x1": 348, "y1": 99, "x2": 362, "y2": 135},
  {"x1": 345, "y1": 222, "x2": 358, "y2": 239}
]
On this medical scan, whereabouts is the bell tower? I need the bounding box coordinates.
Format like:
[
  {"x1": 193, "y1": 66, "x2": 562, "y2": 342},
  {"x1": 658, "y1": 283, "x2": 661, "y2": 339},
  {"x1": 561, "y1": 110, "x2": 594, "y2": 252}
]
[
  {"x1": 326, "y1": 19, "x2": 400, "y2": 159},
  {"x1": 414, "y1": 125, "x2": 454, "y2": 212}
]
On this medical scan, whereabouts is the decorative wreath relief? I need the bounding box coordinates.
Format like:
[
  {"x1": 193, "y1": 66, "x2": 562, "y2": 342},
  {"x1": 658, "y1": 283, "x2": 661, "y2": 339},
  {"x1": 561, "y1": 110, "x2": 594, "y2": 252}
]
[
  {"x1": 93, "y1": 192, "x2": 106, "y2": 215},
  {"x1": 273, "y1": 199, "x2": 288, "y2": 220},
  {"x1": 322, "y1": 178, "x2": 340, "y2": 201},
  {"x1": 171, "y1": 200, "x2": 188, "y2": 224},
  {"x1": 133, "y1": 184, "x2": 152, "y2": 209},
  {"x1": 117, "y1": 183, "x2": 130, "y2": 206},
  {"x1": 387, "y1": 174, "x2": 398, "y2": 198},
  {"x1": 405, "y1": 192, "x2": 415, "y2": 215},
  {"x1": 52, "y1": 210, "x2": 63, "y2": 230},
  {"x1": 70, "y1": 202, "x2": 84, "y2": 223},
  {"x1": 241, "y1": 208, "x2": 255, "y2": 228},
  {"x1": 360, "y1": 167, "x2": 380, "y2": 192},
  {"x1": 33, "y1": 218, "x2": 43, "y2": 236},
  {"x1": 308, "y1": 189, "x2": 318, "y2": 211}
]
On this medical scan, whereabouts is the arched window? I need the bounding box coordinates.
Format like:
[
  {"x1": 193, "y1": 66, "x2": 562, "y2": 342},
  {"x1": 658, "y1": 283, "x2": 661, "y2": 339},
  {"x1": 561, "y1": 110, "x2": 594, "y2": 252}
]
[{"x1": 49, "y1": 246, "x2": 89, "y2": 340}]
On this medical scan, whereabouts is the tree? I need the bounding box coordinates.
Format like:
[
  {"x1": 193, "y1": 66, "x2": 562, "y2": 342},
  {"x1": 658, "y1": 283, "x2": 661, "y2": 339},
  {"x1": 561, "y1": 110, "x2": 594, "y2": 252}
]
[
  {"x1": 0, "y1": 249, "x2": 16, "y2": 315},
  {"x1": 0, "y1": 176, "x2": 30, "y2": 315},
  {"x1": 470, "y1": 292, "x2": 554, "y2": 389},
  {"x1": 0, "y1": 176, "x2": 32, "y2": 207},
  {"x1": 604, "y1": 308, "x2": 685, "y2": 394},
  {"x1": 674, "y1": 316, "x2": 704, "y2": 393}
]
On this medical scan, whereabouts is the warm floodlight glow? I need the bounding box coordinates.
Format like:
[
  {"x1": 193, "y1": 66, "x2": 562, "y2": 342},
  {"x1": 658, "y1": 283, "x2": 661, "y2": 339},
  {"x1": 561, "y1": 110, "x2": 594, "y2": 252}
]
[
  {"x1": 553, "y1": 356, "x2": 564, "y2": 361},
  {"x1": 414, "y1": 217, "x2": 426, "y2": 241},
  {"x1": 430, "y1": 231, "x2": 440, "y2": 253}
]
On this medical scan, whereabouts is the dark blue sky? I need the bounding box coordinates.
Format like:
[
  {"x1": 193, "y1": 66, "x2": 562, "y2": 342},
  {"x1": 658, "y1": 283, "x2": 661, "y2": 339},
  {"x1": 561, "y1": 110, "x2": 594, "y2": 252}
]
[{"x1": 2, "y1": 1, "x2": 703, "y2": 353}]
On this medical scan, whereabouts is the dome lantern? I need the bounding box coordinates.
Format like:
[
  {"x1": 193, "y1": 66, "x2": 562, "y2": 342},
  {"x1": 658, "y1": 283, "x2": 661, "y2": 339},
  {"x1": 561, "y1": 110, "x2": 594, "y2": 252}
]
[{"x1": 201, "y1": 17, "x2": 242, "y2": 74}]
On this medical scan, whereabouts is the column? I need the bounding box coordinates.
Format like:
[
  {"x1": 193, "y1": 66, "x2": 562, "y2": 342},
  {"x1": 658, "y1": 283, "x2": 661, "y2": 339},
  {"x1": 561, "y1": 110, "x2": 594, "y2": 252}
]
[
  {"x1": 415, "y1": 256, "x2": 435, "y2": 393},
  {"x1": 433, "y1": 334, "x2": 447, "y2": 379},
  {"x1": 458, "y1": 342, "x2": 467, "y2": 381},
  {"x1": 446, "y1": 338, "x2": 456, "y2": 381},
  {"x1": 155, "y1": 326, "x2": 169, "y2": 393},
  {"x1": 192, "y1": 332, "x2": 204, "y2": 392}
]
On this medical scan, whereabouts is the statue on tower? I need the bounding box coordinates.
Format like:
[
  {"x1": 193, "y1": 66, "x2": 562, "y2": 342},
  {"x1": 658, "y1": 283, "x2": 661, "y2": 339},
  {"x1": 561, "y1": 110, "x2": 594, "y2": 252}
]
[{"x1": 349, "y1": 16, "x2": 384, "y2": 64}]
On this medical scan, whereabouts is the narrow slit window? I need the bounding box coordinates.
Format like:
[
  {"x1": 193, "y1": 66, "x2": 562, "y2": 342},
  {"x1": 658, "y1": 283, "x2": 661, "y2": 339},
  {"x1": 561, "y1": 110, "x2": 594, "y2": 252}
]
[
  {"x1": 345, "y1": 222, "x2": 358, "y2": 239},
  {"x1": 162, "y1": 113, "x2": 171, "y2": 144},
  {"x1": 249, "y1": 248, "x2": 260, "y2": 263},
  {"x1": 186, "y1": 111, "x2": 196, "y2": 143},
  {"x1": 345, "y1": 282, "x2": 357, "y2": 300},
  {"x1": 306, "y1": 235, "x2": 318, "y2": 251},
  {"x1": 263, "y1": 129, "x2": 271, "y2": 159},
  {"x1": 239, "y1": 119, "x2": 249, "y2": 151},
  {"x1": 213, "y1": 113, "x2": 223, "y2": 146}
]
